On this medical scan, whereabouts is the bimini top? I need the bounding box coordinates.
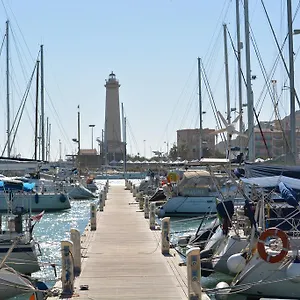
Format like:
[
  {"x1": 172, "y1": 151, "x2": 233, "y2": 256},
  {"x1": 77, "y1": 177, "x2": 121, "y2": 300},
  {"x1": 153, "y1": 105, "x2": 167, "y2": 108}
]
[{"x1": 0, "y1": 179, "x2": 35, "y2": 192}]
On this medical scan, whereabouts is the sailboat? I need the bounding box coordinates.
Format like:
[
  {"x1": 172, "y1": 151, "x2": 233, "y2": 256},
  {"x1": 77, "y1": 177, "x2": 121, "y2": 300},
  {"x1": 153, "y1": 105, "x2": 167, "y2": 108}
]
[{"x1": 0, "y1": 179, "x2": 41, "y2": 275}]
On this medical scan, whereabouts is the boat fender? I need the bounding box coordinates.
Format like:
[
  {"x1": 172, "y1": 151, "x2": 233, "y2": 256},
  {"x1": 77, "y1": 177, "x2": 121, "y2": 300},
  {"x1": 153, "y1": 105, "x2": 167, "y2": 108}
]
[
  {"x1": 227, "y1": 253, "x2": 246, "y2": 273},
  {"x1": 215, "y1": 281, "x2": 230, "y2": 300},
  {"x1": 35, "y1": 193, "x2": 39, "y2": 204},
  {"x1": 257, "y1": 227, "x2": 289, "y2": 263},
  {"x1": 60, "y1": 193, "x2": 67, "y2": 203}
]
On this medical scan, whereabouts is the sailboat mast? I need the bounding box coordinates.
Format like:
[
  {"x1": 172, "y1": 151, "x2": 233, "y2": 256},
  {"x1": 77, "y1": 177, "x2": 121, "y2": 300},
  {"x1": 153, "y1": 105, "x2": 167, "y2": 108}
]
[
  {"x1": 40, "y1": 44, "x2": 45, "y2": 161},
  {"x1": 287, "y1": 0, "x2": 296, "y2": 162},
  {"x1": 59, "y1": 139, "x2": 62, "y2": 160},
  {"x1": 34, "y1": 60, "x2": 40, "y2": 160},
  {"x1": 48, "y1": 123, "x2": 51, "y2": 161},
  {"x1": 46, "y1": 117, "x2": 49, "y2": 161},
  {"x1": 77, "y1": 105, "x2": 81, "y2": 154},
  {"x1": 223, "y1": 23, "x2": 231, "y2": 159},
  {"x1": 197, "y1": 57, "x2": 203, "y2": 159},
  {"x1": 6, "y1": 20, "x2": 11, "y2": 158},
  {"x1": 244, "y1": 0, "x2": 255, "y2": 161},
  {"x1": 223, "y1": 24, "x2": 231, "y2": 125},
  {"x1": 236, "y1": 0, "x2": 243, "y2": 134}
]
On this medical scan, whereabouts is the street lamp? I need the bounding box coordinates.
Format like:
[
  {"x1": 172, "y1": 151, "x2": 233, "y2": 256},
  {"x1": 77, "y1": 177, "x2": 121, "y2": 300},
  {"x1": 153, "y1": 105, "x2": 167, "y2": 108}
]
[
  {"x1": 143, "y1": 140, "x2": 146, "y2": 158},
  {"x1": 89, "y1": 124, "x2": 95, "y2": 149}
]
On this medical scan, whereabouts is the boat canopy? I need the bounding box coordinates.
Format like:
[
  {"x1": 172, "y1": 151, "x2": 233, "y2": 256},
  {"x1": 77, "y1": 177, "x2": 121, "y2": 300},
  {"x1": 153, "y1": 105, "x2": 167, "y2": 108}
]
[
  {"x1": 241, "y1": 175, "x2": 300, "y2": 191},
  {"x1": 0, "y1": 180, "x2": 35, "y2": 192},
  {"x1": 245, "y1": 162, "x2": 300, "y2": 179}
]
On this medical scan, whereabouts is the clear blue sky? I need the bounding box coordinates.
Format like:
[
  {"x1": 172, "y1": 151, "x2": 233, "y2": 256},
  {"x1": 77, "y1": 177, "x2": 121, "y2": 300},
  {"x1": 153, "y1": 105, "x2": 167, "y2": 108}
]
[{"x1": 0, "y1": 0, "x2": 299, "y2": 160}]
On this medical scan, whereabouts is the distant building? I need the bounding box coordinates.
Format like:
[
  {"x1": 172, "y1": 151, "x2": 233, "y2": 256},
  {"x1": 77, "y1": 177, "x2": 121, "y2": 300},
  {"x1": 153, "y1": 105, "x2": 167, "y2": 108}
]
[
  {"x1": 177, "y1": 128, "x2": 216, "y2": 160},
  {"x1": 215, "y1": 111, "x2": 300, "y2": 160},
  {"x1": 104, "y1": 72, "x2": 124, "y2": 162},
  {"x1": 77, "y1": 149, "x2": 101, "y2": 171}
]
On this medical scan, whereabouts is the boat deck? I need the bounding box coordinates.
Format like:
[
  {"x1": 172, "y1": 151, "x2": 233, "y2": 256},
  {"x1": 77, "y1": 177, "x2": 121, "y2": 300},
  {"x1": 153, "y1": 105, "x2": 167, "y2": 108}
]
[{"x1": 48, "y1": 182, "x2": 188, "y2": 299}]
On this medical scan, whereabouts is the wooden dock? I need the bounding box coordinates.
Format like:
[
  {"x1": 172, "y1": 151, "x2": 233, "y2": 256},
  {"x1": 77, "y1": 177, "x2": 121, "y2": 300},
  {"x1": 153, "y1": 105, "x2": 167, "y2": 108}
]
[{"x1": 48, "y1": 182, "x2": 189, "y2": 299}]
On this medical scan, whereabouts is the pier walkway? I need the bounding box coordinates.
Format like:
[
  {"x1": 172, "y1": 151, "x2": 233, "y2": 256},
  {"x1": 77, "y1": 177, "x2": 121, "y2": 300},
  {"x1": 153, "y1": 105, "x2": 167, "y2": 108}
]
[{"x1": 52, "y1": 182, "x2": 188, "y2": 299}]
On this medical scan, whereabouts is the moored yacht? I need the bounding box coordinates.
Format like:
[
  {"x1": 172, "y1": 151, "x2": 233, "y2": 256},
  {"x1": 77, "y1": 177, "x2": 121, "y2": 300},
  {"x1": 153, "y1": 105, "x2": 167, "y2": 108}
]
[{"x1": 156, "y1": 170, "x2": 240, "y2": 217}]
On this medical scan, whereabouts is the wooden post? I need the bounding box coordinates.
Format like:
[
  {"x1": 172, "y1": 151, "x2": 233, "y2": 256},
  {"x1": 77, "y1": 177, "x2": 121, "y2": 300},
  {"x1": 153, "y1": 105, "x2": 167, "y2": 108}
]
[
  {"x1": 106, "y1": 179, "x2": 109, "y2": 189},
  {"x1": 144, "y1": 196, "x2": 149, "y2": 219},
  {"x1": 102, "y1": 190, "x2": 106, "y2": 206},
  {"x1": 187, "y1": 247, "x2": 201, "y2": 300},
  {"x1": 139, "y1": 197, "x2": 144, "y2": 211},
  {"x1": 61, "y1": 240, "x2": 74, "y2": 296},
  {"x1": 90, "y1": 203, "x2": 97, "y2": 231},
  {"x1": 149, "y1": 202, "x2": 156, "y2": 230},
  {"x1": 161, "y1": 217, "x2": 170, "y2": 255},
  {"x1": 133, "y1": 185, "x2": 137, "y2": 197},
  {"x1": 99, "y1": 192, "x2": 104, "y2": 211},
  {"x1": 70, "y1": 228, "x2": 81, "y2": 276}
]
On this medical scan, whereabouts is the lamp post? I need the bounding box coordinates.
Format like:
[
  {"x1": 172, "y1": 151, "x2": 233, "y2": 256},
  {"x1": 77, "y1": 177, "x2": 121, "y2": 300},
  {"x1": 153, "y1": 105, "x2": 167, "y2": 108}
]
[
  {"x1": 143, "y1": 140, "x2": 146, "y2": 158},
  {"x1": 89, "y1": 124, "x2": 95, "y2": 149}
]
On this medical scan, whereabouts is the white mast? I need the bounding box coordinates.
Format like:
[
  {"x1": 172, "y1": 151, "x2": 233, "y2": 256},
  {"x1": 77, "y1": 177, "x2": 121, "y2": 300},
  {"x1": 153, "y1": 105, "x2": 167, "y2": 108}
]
[
  {"x1": 287, "y1": 0, "x2": 296, "y2": 162},
  {"x1": 223, "y1": 23, "x2": 232, "y2": 160},
  {"x1": 6, "y1": 20, "x2": 11, "y2": 157},
  {"x1": 40, "y1": 45, "x2": 45, "y2": 161},
  {"x1": 197, "y1": 57, "x2": 203, "y2": 159},
  {"x1": 244, "y1": 0, "x2": 255, "y2": 161}
]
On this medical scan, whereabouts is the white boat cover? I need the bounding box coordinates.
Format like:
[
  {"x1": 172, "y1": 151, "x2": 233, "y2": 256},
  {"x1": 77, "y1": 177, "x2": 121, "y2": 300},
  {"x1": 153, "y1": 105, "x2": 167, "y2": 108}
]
[{"x1": 241, "y1": 175, "x2": 300, "y2": 190}]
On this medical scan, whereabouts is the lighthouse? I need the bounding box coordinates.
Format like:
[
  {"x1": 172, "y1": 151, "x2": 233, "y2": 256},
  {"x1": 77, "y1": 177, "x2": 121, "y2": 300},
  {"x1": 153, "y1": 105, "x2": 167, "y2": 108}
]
[{"x1": 104, "y1": 72, "x2": 123, "y2": 162}]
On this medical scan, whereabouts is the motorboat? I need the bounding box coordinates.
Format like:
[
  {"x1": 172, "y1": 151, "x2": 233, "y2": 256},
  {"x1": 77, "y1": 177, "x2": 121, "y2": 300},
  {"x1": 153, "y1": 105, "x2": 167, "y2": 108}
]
[
  {"x1": 85, "y1": 176, "x2": 98, "y2": 192},
  {"x1": 156, "y1": 170, "x2": 240, "y2": 217},
  {"x1": 67, "y1": 182, "x2": 96, "y2": 199}
]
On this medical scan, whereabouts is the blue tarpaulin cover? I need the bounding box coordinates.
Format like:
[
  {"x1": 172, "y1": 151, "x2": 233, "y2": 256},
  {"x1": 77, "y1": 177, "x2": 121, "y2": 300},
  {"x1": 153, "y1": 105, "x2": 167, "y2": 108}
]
[{"x1": 0, "y1": 180, "x2": 35, "y2": 192}]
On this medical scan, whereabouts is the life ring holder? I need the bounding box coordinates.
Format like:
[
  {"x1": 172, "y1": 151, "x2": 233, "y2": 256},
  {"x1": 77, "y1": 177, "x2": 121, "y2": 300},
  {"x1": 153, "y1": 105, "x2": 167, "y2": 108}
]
[{"x1": 257, "y1": 228, "x2": 289, "y2": 264}]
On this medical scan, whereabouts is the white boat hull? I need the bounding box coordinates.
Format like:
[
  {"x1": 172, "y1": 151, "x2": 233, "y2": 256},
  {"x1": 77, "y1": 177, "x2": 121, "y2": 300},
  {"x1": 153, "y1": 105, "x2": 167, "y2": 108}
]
[
  {"x1": 0, "y1": 241, "x2": 40, "y2": 275},
  {"x1": 67, "y1": 185, "x2": 95, "y2": 199},
  {"x1": 233, "y1": 253, "x2": 300, "y2": 299},
  {"x1": 0, "y1": 192, "x2": 71, "y2": 212},
  {"x1": 211, "y1": 235, "x2": 249, "y2": 275},
  {"x1": 157, "y1": 196, "x2": 217, "y2": 217},
  {"x1": 0, "y1": 267, "x2": 35, "y2": 299}
]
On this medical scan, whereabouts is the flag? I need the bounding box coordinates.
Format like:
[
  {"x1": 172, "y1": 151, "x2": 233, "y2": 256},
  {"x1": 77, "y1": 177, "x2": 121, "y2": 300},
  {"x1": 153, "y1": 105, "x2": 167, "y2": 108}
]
[{"x1": 31, "y1": 210, "x2": 45, "y2": 222}]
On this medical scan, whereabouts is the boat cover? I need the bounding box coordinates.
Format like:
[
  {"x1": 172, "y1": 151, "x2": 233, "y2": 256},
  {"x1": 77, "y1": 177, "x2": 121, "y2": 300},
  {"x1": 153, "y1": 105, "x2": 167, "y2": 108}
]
[
  {"x1": 240, "y1": 175, "x2": 300, "y2": 190},
  {"x1": 244, "y1": 162, "x2": 300, "y2": 178},
  {"x1": 0, "y1": 180, "x2": 35, "y2": 192},
  {"x1": 241, "y1": 175, "x2": 300, "y2": 190}
]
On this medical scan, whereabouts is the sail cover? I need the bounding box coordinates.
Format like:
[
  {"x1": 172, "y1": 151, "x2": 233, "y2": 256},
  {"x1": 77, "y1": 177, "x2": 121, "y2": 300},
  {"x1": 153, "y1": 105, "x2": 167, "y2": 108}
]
[{"x1": 241, "y1": 175, "x2": 300, "y2": 191}]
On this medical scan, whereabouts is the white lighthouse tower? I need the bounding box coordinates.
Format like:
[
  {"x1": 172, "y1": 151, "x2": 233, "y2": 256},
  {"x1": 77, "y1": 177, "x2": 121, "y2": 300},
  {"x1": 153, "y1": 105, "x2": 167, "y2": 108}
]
[{"x1": 104, "y1": 72, "x2": 123, "y2": 162}]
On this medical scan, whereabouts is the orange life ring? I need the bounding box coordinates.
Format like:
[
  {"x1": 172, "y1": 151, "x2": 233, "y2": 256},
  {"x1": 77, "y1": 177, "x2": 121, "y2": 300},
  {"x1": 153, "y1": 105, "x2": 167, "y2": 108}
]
[{"x1": 257, "y1": 228, "x2": 289, "y2": 264}]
